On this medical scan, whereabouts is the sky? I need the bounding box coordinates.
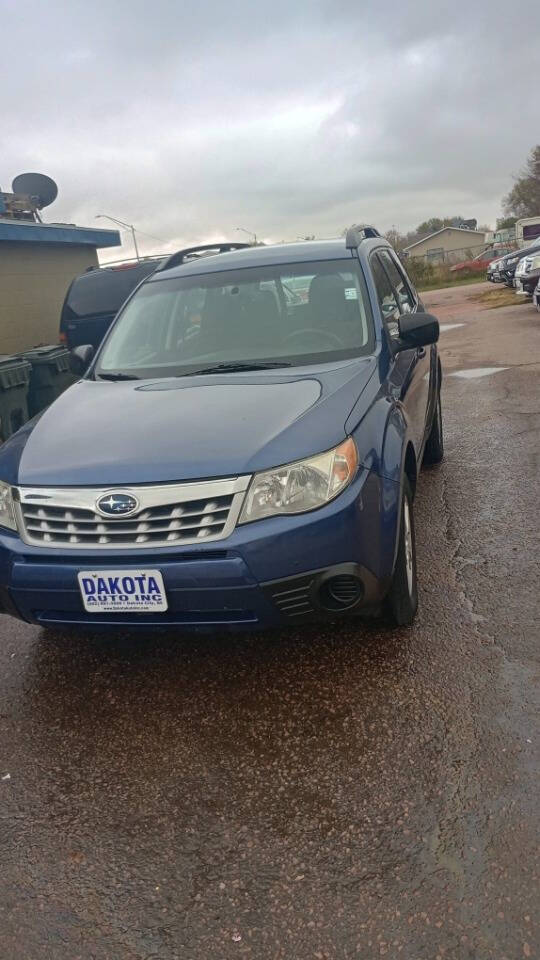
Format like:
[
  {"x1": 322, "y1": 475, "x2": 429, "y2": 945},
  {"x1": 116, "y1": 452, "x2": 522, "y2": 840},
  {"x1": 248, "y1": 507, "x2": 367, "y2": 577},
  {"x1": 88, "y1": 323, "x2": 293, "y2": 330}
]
[{"x1": 1, "y1": 0, "x2": 539, "y2": 261}]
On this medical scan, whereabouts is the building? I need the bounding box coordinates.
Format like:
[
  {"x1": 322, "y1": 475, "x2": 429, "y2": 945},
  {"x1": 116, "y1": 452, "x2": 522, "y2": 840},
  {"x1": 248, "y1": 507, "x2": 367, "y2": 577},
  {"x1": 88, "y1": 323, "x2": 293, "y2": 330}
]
[
  {"x1": 0, "y1": 219, "x2": 120, "y2": 354},
  {"x1": 404, "y1": 227, "x2": 487, "y2": 264}
]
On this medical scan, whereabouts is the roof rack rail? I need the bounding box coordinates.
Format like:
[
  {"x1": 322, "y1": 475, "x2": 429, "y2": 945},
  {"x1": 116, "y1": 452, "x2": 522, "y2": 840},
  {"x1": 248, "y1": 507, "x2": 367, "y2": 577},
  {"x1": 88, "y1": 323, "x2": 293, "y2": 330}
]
[
  {"x1": 345, "y1": 225, "x2": 381, "y2": 249},
  {"x1": 156, "y1": 242, "x2": 251, "y2": 273}
]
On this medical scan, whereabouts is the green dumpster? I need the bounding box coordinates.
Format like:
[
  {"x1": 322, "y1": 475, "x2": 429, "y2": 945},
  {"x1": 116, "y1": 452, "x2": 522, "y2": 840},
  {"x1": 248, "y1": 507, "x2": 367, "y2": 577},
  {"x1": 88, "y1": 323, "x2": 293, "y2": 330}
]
[
  {"x1": 19, "y1": 345, "x2": 76, "y2": 417},
  {"x1": 0, "y1": 355, "x2": 31, "y2": 442}
]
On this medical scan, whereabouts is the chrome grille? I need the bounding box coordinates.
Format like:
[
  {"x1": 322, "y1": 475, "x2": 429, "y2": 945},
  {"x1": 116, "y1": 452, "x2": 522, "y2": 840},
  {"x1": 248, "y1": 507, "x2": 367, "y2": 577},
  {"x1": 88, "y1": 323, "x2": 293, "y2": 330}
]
[
  {"x1": 16, "y1": 477, "x2": 250, "y2": 549},
  {"x1": 22, "y1": 497, "x2": 232, "y2": 545}
]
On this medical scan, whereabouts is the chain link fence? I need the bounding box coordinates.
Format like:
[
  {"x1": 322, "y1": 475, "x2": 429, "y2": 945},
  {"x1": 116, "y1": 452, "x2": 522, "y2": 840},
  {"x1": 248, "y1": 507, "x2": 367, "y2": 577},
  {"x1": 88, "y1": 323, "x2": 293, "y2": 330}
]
[
  {"x1": 404, "y1": 240, "x2": 517, "y2": 266},
  {"x1": 402, "y1": 240, "x2": 519, "y2": 288}
]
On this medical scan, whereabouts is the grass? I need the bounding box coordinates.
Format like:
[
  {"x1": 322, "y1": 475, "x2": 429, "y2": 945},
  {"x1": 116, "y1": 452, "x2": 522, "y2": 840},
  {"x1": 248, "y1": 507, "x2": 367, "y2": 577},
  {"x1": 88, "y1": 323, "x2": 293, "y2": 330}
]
[
  {"x1": 468, "y1": 287, "x2": 531, "y2": 309},
  {"x1": 418, "y1": 275, "x2": 486, "y2": 293}
]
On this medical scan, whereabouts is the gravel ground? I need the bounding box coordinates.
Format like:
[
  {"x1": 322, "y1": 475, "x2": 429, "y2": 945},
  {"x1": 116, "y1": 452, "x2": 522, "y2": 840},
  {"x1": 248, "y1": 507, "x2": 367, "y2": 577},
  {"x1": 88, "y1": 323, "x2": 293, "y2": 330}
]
[{"x1": 0, "y1": 281, "x2": 538, "y2": 959}]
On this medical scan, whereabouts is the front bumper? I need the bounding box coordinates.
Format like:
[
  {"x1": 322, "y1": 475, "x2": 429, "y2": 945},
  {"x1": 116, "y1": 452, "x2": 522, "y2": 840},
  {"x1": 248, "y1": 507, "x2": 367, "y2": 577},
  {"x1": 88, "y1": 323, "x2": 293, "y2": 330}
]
[
  {"x1": 501, "y1": 268, "x2": 516, "y2": 284},
  {"x1": 0, "y1": 467, "x2": 399, "y2": 631},
  {"x1": 515, "y1": 269, "x2": 540, "y2": 295}
]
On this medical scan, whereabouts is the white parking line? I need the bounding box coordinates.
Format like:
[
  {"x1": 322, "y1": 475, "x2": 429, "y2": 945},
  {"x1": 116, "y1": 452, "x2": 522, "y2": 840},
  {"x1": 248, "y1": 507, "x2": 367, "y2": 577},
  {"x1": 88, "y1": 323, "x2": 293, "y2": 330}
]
[
  {"x1": 450, "y1": 367, "x2": 509, "y2": 379},
  {"x1": 440, "y1": 323, "x2": 465, "y2": 332}
]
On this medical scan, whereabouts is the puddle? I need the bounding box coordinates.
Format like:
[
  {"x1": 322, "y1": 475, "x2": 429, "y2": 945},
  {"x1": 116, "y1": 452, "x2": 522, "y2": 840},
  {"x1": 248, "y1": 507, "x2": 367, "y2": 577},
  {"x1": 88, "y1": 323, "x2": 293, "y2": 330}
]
[
  {"x1": 450, "y1": 367, "x2": 509, "y2": 380},
  {"x1": 440, "y1": 323, "x2": 465, "y2": 332}
]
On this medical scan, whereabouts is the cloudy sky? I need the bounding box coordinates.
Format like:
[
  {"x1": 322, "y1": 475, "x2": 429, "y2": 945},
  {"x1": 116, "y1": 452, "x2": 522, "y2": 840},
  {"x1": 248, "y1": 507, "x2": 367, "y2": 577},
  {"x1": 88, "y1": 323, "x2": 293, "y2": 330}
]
[{"x1": 2, "y1": 0, "x2": 539, "y2": 260}]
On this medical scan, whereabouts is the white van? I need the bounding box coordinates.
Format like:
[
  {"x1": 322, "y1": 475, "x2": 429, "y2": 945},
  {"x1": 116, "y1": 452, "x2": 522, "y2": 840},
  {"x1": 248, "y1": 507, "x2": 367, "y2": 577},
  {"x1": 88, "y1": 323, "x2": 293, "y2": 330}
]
[{"x1": 516, "y1": 217, "x2": 540, "y2": 248}]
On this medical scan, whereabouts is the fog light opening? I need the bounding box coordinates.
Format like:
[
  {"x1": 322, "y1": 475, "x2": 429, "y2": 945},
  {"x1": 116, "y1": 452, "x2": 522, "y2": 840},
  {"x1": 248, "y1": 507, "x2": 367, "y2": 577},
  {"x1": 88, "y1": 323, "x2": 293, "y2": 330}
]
[{"x1": 319, "y1": 574, "x2": 363, "y2": 612}]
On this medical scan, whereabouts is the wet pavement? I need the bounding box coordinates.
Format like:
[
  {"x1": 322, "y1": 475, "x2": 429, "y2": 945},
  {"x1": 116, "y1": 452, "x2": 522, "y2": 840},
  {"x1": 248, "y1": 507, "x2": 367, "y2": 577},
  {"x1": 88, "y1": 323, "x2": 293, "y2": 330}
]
[{"x1": 1, "y1": 282, "x2": 539, "y2": 959}]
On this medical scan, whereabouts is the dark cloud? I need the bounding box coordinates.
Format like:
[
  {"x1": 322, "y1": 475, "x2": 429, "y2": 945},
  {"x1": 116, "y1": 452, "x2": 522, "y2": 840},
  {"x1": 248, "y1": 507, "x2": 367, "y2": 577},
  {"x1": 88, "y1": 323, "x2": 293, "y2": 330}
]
[{"x1": 2, "y1": 0, "x2": 538, "y2": 259}]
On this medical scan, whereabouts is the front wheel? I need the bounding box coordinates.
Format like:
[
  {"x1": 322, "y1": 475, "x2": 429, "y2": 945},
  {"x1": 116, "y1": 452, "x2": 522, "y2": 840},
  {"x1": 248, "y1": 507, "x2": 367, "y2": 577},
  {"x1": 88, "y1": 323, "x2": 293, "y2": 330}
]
[
  {"x1": 423, "y1": 390, "x2": 444, "y2": 465},
  {"x1": 386, "y1": 478, "x2": 418, "y2": 626}
]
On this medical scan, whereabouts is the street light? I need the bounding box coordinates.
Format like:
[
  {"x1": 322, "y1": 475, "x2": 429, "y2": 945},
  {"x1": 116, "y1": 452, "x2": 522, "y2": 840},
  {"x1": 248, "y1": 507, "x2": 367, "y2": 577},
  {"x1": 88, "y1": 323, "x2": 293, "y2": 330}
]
[
  {"x1": 95, "y1": 214, "x2": 140, "y2": 261},
  {"x1": 235, "y1": 226, "x2": 258, "y2": 245}
]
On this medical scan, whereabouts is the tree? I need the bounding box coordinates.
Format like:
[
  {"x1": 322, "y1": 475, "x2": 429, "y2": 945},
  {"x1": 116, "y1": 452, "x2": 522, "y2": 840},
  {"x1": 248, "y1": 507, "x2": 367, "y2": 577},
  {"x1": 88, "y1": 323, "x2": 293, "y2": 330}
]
[
  {"x1": 384, "y1": 228, "x2": 406, "y2": 252},
  {"x1": 416, "y1": 217, "x2": 444, "y2": 236},
  {"x1": 496, "y1": 216, "x2": 517, "y2": 231},
  {"x1": 503, "y1": 145, "x2": 540, "y2": 219},
  {"x1": 415, "y1": 216, "x2": 464, "y2": 238}
]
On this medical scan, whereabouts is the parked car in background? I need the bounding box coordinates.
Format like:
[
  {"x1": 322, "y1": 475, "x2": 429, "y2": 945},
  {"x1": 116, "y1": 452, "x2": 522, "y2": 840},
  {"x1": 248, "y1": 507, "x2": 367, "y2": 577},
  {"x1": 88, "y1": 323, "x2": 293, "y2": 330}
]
[
  {"x1": 514, "y1": 252, "x2": 540, "y2": 296},
  {"x1": 451, "y1": 246, "x2": 511, "y2": 275},
  {"x1": 486, "y1": 248, "x2": 516, "y2": 282},
  {"x1": 487, "y1": 258, "x2": 504, "y2": 282},
  {"x1": 0, "y1": 229, "x2": 443, "y2": 631},
  {"x1": 533, "y1": 277, "x2": 540, "y2": 312},
  {"x1": 60, "y1": 258, "x2": 164, "y2": 350},
  {"x1": 498, "y1": 238, "x2": 540, "y2": 287}
]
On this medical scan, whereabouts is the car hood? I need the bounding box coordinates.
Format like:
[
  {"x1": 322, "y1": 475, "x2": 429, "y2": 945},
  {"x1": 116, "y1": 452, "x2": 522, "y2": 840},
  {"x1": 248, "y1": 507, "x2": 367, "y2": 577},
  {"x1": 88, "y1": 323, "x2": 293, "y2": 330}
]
[
  {"x1": 4, "y1": 359, "x2": 378, "y2": 486},
  {"x1": 502, "y1": 244, "x2": 540, "y2": 266}
]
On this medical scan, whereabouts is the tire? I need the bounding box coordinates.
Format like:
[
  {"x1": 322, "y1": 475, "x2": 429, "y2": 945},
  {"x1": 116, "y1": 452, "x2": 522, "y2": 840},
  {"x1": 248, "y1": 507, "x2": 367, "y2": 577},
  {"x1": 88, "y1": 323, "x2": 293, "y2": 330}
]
[
  {"x1": 423, "y1": 389, "x2": 444, "y2": 465},
  {"x1": 386, "y1": 478, "x2": 418, "y2": 626}
]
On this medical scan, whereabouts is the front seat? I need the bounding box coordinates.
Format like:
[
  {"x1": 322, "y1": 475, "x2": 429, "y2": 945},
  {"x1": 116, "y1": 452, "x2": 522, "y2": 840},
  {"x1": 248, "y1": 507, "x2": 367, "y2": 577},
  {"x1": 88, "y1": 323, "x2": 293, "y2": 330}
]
[{"x1": 308, "y1": 273, "x2": 348, "y2": 331}]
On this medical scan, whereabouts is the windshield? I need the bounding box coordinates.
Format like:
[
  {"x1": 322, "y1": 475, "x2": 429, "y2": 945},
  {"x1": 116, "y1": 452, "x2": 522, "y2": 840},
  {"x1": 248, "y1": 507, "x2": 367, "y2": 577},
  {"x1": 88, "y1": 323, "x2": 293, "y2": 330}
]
[{"x1": 95, "y1": 259, "x2": 375, "y2": 378}]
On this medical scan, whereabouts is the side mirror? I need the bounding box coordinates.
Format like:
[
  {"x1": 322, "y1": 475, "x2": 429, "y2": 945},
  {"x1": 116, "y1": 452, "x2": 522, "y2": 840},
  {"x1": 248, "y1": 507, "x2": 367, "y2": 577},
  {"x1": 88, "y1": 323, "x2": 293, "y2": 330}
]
[
  {"x1": 70, "y1": 344, "x2": 94, "y2": 375},
  {"x1": 395, "y1": 312, "x2": 439, "y2": 351}
]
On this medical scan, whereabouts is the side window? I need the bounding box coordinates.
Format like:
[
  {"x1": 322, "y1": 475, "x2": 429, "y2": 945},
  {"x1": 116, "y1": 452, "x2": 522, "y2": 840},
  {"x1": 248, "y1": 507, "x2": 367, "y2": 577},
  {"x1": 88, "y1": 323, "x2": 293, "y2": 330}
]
[
  {"x1": 393, "y1": 256, "x2": 419, "y2": 304},
  {"x1": 378, "y1": 250, "x2": 416, "y2": 314},
  {"x1": 370, "y1": 253, "x2": 400, "y2": 340}
]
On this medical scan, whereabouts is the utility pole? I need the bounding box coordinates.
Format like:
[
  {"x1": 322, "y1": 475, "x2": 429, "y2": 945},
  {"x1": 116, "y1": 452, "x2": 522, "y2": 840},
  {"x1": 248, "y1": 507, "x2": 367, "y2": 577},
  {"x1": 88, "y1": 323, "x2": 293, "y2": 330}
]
[{"x1": 95, "y1": 214, "x2": 141, "y2": 261}]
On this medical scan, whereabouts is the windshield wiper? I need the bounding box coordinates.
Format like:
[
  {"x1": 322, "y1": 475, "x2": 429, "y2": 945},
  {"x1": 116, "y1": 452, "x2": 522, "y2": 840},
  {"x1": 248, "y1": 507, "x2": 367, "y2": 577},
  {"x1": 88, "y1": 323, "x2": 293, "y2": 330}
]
[
  {"x1": 97, "y1": 371, "x2": 140, "y2": 381},
  {"x1": 183, "y1": 361, "x2": 292, "y2": 376}
]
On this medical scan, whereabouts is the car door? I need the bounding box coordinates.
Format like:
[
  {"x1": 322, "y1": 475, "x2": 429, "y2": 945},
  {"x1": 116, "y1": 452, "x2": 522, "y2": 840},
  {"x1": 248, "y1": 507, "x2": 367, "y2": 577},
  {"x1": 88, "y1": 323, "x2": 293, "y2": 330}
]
[
  {"x1": 370, "y1": 250, "x2": 431, "y2": 457},
  {"x1": 380, "y1": 250, "x2": 433, "y2": 448}
]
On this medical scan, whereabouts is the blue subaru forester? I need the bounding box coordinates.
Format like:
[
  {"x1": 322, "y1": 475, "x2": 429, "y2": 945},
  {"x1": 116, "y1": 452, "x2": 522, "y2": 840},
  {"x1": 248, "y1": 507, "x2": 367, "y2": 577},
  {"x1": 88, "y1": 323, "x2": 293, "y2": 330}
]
[{"x1": 0, "y1": 228, "x2": 443, "y2": 630}]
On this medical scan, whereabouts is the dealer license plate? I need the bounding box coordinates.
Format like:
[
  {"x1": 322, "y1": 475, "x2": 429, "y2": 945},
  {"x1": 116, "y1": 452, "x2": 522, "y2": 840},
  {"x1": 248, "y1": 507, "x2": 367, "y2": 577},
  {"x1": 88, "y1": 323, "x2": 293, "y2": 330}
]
[{"x1": 78, "y1": 569, "x2": 168, "y2": 613}]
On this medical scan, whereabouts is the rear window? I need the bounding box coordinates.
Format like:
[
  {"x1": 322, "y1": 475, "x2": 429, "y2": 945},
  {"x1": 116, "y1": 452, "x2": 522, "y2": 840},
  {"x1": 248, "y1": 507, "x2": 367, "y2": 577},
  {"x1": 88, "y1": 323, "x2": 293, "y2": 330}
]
[{"x1": 65, "y1": 261, "x2": 160, "y2": 318}]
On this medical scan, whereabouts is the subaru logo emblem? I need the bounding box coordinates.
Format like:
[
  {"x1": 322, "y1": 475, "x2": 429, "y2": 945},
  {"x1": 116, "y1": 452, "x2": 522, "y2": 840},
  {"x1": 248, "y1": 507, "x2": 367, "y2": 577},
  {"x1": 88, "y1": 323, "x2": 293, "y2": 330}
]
[{"x1": 96, "y1": 492, "x2": 139, "y2": 517}]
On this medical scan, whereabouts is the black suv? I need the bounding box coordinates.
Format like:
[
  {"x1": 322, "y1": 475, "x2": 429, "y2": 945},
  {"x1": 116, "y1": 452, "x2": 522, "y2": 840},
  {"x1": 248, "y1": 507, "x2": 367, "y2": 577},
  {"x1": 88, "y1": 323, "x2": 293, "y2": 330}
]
[
  {"x1": 498, "y1": 239, "x2": 540, "y2": 287},
  {"x1": 60, "y1": 258, "x2": 163, "y2": 350}
]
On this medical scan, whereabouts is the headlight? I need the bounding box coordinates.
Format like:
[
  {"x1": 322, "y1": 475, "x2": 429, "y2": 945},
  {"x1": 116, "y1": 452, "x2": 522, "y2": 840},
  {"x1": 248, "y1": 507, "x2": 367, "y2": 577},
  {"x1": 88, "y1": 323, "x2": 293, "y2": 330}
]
[
  {"x1": 0, "y1": 481, "x2": 17, "y2": 532},
  {"x1": 507, "y1": 256, "x2": 519, "y2": 266},
  {"x1": 239, "y1": 438, "x2": 358, "y2": 523}
]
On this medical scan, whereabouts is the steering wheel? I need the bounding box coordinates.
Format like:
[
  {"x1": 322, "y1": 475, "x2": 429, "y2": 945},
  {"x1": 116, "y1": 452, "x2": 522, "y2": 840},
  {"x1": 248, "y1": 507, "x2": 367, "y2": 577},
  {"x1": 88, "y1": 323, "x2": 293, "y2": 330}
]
[{"x1": 284, "y1": 328, "x2": 344, "y2": 349}]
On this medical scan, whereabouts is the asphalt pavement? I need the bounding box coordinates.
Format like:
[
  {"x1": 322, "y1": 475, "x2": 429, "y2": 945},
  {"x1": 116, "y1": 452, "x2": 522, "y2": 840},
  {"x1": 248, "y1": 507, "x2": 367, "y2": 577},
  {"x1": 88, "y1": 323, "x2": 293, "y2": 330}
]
[{"x1": 1, "y1": 281, "x2": 538, "y2": 959}]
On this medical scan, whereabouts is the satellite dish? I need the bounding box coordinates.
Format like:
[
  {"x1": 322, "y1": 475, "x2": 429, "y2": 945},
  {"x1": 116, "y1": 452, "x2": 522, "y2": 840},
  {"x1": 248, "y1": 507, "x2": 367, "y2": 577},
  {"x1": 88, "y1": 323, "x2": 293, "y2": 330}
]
[{"x1": 12, "y1": 172, "x2": 58, "y2": 209}]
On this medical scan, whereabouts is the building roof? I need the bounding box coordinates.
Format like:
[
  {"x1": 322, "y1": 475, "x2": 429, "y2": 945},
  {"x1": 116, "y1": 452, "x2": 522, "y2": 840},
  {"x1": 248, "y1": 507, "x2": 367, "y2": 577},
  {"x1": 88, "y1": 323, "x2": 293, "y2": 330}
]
[
  {"x1": 0, "y1": 218, "x2": 121, "y2": 248},
  {"x1": 404, "y1": 226, "x2": 486, "y2": 252}
]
